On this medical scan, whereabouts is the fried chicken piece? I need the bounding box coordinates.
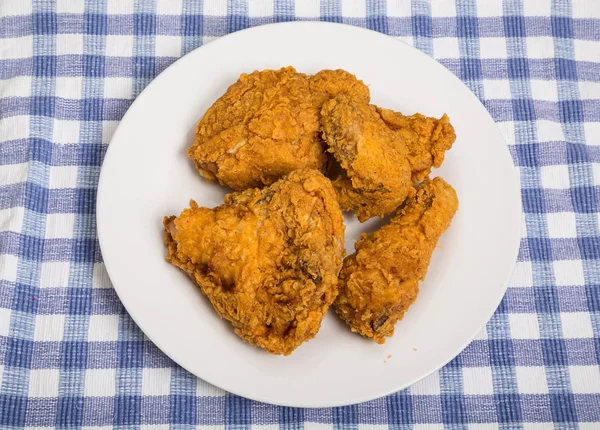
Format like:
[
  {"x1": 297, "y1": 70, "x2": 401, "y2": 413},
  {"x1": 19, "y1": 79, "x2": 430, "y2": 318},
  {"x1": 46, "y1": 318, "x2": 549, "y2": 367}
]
[
  {"x1": 188, "y1": 67, "x2": 326, "y2": 190},
  {"x1": 164, "y1": 169, "x2": 345, "y2": 355},
  {"x1": 378, "y1": 108, "x2": 456, "y2": 182},
  {"x1": 334, "y1": 177, "x2": 458, "y2": 344},
  {"x1": 320, "y1": 95, "x2": 414, "y2": 222},
  {"x1": 321, "y1": 95, "x2": 456, "y2": 221},
  {"x1": 309, "y1": 69, "x2": 370, "y2": 109}
]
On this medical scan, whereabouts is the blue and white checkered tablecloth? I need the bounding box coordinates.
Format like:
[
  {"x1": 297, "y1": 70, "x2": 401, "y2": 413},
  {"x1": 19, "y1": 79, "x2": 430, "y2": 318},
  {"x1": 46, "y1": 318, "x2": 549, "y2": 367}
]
[{"x1": 1, "y1": 0, "x2": 599, "y2": 427}]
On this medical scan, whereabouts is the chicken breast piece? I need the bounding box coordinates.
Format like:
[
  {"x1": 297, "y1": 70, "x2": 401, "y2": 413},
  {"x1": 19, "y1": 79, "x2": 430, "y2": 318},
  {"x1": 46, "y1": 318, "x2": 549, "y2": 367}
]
[
  {"x1": 188, "y1": 67, "x2": 326, "y2": 190},
  {"x1": 333, "y1": 177, "x2": 458, "y2": 344},
  {"x1": 164, "y1": 169, "x2": 345, "y2": 355},
  {"x1": 320, "y1": 94, "x2": 414, "y2": 222}
]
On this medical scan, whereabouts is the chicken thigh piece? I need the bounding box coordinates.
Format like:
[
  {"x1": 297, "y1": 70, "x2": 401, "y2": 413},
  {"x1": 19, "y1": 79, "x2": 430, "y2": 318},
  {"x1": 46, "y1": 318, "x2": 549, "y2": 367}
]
[{"x1": 164, "y1": 169, "x2": 345, "y2": 355}]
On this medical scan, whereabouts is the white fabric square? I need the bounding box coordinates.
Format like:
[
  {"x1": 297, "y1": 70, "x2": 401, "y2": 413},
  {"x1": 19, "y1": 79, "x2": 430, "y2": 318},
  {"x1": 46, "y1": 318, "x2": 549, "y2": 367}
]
[
  {"x1": 467, "y1": 425, "x2": 499, "y2": 430},
  {"x1": 415, "y1": 425, "x2": 443, "y2": 430},
  {"x1": 0, "y1": 254, "x2": 19, "y2": 283},
  {"x1": 45, "y1": 214, "x2": 76, "y2": 239},
  {"x1": 84, "y1": 368, "x2": 117, "y2": 397},
  {"x1": 295, "y1": 1, "x2": 320, "y2": 18},
  {"x1": 475, "y1": 0, "x2": 502, "y2": 17},
  {"x1": 204, "y1": 0, "x2": 227, "y2": 16},
  {"x1": 510, "y1": 261, "x2": 533, "y2": 288},
  {"x1": 40, "y1": 262, "x2": 71, "y2": 288},
  {"x1": 462, "y1": 367, "x2": 494, "y2": 395},
  {"x1": 0, "y1": 163, "x2": 27, "y2": 186},
  {"x1": 34, "y1": 314, "x2": 65, "y2": 342},
  {"x1": 432, "y1": 37, "x2": 460, "y2": 59},
  {"x1": 106, "y1": 0, "x2": 134, "y2": 14},
  {"x1": 82, "y1": 427, "x2": 114, "y2": 430},
  {"x1": 479, "y1": 37, "x2": 507, "y2": 59},
  {"x1": 386, "y1": 0, "x2": 411, "y2": 17},
  {"x1": 561, "y1": 312, "x2": 594, "y2": 338},
  {"x1": 29, "y1": 369, "x2": 60, "y2": 398},
  {"x1": 554, "y1": 260, "x2": 585, "y2": 287},
  {"x1": 569, "y1": 366, "x2": 600, "y2": 394},
  {"x1": 0, "y1": 308, "x2": 11, "y2": 337},
  {"x1": 523, "y1": 0, "x2": 552, "y2": 16},
  {"x1": 358, "y1": 425, "x2": 389, "y2": 430},
  {"x1": 197, "y1": 378, "x2": 225, "y2": 396},
  {"x1": 251, "y1": 426, "x2": 280, "y2": 430},
  {"x1": 431, "y1": 1, "x2": 456, "y2": 17},
  {"x1": 509, "y1": 313, "x2": 540, "y2": 339},
  {"x1": 56, "y1": 33, "x2": 85, "y2": 56},
  {"x1": 0, "y1": 76, "x2": 32, "y2": 97},
  {"x1": 526, "y1": 37, "x2": 554, "y2": 59},
  {"x1": 57, "y1": 0, "x2": 85, "y2": 13},
  {"x1": 88, "y1": 314, "x2": 120, "y2": 341},
  {"x1": 593, "y1": 163, "x2": 600, "y2": 186},
  {"x1": 536, "y1": 120, "x2": 565, "y2": 143},
  {"x1": 55, "y1": 77, "x2": 83, "y2": 99},
  {"x1": 305, "y1": 424, "x2": 334, "y2": 430},
  {"x1": 396, "y1": 36, "x2": 414, "y2": 47},
  {"x1": 0, "y1": 116, "x2": 29, "y2": 141},
  {"x1": 142, "y1": 368, "x2": 172, "y2": 396},
  {"x1": 102, "y1": 121, "x2": 120, "y2": 144},
  {"x1": 496, "y1": 121, "x2": 515, "y2": 146},
  {"x1": 2, "y1": 0, "x2": 32, "y2": 14},
  {"x1": 546, "y1": 212, "x2": 577, "y2": 238},
  {"x1": 473, "y1": 326, "x2": 488, "y2": 340},
  {"x1": 522, "y1": 424, "x2": 555, "y2": 430},
  {"x1": 53, "y1": 120, "x2": 81, "y2": 144},
  {"x1": 516, "y1": 366, "x2": 549, "y2": 394},
  {"x1": 341, "y1": 0, "x2": 366, "y2": 18},
  {"x1": 139, "y1": 426, "x2": 171, "y2": 430},
  {"x1": 156, "y1": 0, "x2": 183, "y2": 15},
  {"x1": 93, "y1": 263, "x2": 112, "y2": 289},
  {"x1": 248, "y1": 0, "x2": 274, "y2": 17},
  {"x1": 574, "y1": 39, "x2": 600, "y2": 63},
  {"x1": 49, "y1": 166, "x2": 79, "y2": 189},
  {"x1": 571, "y1": 0, "x2": 600, "y2": 18},
  {"x1": 540, "y1": 165, "x2": 570, "y2": 189},
  {"x1": 530, "y1": 80, "x2": 558, "y2": 102},
  {"x1": 579, "y1": 81, "x2": 600, "y2": 100},
  {"x1": 584, "y1": 123, "x2": 600, "y2": 146},
  {"x1": 483, "y1": 79, "x2": 511, "y2": 100},
  {"x1": 2, "y1": 36, "x2": 33, "y2": 59},
  {"x1": 105, "y1": 35, "x2": 134, "y2": 57},
  {"x1": 410, "y1": 371, "x2": 440, "y2": 395},
  {"x1": 155, "y1": 36, "x2": 182, "y2": 57},
  {"x1": 104, "y1": 77, "x2": 133, "y2": 99}
]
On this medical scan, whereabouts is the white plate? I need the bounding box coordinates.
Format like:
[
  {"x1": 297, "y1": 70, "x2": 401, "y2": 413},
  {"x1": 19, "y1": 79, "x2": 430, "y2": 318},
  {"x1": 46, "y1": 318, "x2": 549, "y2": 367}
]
[{"x1": 97, "y1": 22, "x2": 521, "y2": 408}]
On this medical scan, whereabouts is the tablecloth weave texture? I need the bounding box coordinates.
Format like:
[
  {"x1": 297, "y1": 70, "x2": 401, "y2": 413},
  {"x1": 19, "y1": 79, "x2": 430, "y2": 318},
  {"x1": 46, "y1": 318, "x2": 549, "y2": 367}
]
[{"x1": 1, "y1": 0, "x2": 600, "y2": 428}]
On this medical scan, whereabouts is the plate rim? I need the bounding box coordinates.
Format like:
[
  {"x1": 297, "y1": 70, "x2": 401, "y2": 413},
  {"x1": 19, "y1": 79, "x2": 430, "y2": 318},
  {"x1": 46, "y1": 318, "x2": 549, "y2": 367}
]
[{"x1": 97, "y1": 20, "x2": 522, "y2": 407}]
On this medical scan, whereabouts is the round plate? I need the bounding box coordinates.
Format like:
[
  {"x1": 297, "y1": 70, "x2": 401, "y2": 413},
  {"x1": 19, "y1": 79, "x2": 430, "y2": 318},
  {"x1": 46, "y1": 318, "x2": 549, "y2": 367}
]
[{"x1": 97, "y1": 22, "x2": 521, "y2": 408}]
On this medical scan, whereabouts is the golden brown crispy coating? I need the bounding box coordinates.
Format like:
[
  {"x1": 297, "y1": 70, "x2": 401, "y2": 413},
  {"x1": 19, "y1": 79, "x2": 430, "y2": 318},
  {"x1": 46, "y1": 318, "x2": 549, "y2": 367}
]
[
  {"x1": 164, "y1": 169, "x2": 345, "y2": 355},
  {"x1": 320, "y1": 95, "x2": 414, "y2": 222},
  {"x1": 309, "y1": 69, "x2": 370, "y2": 109},
  {"x1": 188, "y1": 67, "x2": 326, "y2": 190},
  {"x1": 378, "y1": 109, "x2": 456, "y2": 182},
  {"x1": 334, "y1": 177, "x2": 458, "y2": 344}
]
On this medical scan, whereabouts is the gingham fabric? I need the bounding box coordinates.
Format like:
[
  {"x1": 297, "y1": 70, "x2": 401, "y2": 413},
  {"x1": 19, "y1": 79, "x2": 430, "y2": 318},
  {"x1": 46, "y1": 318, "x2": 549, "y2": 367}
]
[{"x1": 1, "y1": 0, "x2": 599, "y2": 428}]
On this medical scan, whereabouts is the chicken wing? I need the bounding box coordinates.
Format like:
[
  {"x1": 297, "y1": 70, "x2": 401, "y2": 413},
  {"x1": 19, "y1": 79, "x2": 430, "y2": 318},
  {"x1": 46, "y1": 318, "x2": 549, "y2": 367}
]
[
  {"x1": 333, "y1": 177, "x2": 458, "y2": 344},
  {"x1": 164, "y1": 169, "x2": 345, "y2": 355},
  {"x1": 309, "y1": 69, "x2": 370, "y2": 110},
  {"x1": 320, "y1": 94, "x2": 414, "y2": 222},
  {"x1": 188, "y1": 67, "x2": 326, "y2": 190},
  {"x1": 378, "y1": 108, "x2": 456, "y2": 182},
  {"x1": 321, "y1": 95, "x2": 456, "y2": 221}
]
